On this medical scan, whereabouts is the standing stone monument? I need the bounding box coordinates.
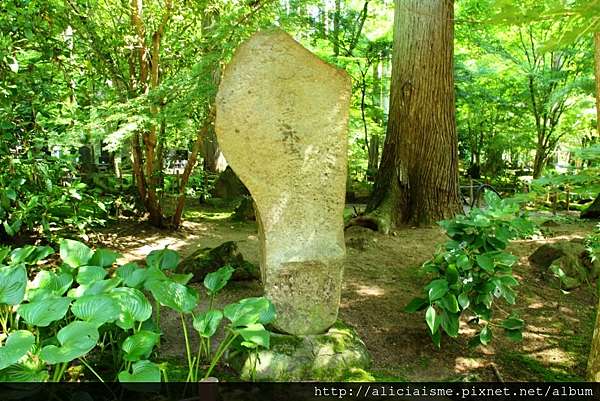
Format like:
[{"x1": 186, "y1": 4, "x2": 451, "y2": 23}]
[{"x1": 215, "y1": 29, "x2": 351, "y2": 336}]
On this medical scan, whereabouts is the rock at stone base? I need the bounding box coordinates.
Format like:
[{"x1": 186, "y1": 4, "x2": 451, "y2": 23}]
[
  {"x1": 232, "y1": 196, "x2": 256, "y2": 221},
  {"x1": 176, "y1": 241, "x2": 260, "y2": 282},
  {"x1": 528, "y1": 239, "x2": 599, "y2": 290},
  {"x1": 228, "y1": 321, "x2": 371, "y2": 381}
]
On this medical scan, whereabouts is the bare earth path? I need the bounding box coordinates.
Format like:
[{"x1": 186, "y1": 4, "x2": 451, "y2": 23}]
[{"x1": 93, "y1": 205, "x2": 598, "y2": 381}]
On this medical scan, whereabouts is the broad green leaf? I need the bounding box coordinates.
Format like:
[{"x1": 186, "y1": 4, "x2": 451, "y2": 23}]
[
  {"x1": 193, "y1": 310, "x2": 223, "y2": 338},
  {"x1": 146, "y1": 279, "x2": 198, "y2": 313},
  {"x1": 426, "y1": 279, "x2": 448, "y2": 301},
  {"x1": 440, "y1": 293, "x2": 460, "y2": 313},
  {"x1": 225, "y1": 297, "x2": 275, "y2": 327},
  {"x1": 204, "y1": 266, "x2": 235, "y2": 295},
  {"x1": 89, "y1": 249, "x2": 119, "y2": 267},
  {"x1": 236, "y1": 323, "x2": 269, "y2": 349},
  {"x1": 0, "y1": 361, "x2": 49, "y2": 382},
  {"x1": 110, "y1": 287, "x2": 153, "y2": 330},
  {"x1": 3, "y1": 222, "x2": 15, "y2": 237},
  {"x1": 505, "y1": 329, "x2": 523, "y2": 342},
  {"x1": 0, "y1": 264, "x2": 27, "y2": 305},
  {"x1": 495, "y1": 252, "x2": 518, "y2": 267},
  {"x1": 118, "y1": 360, "x2": 161, "y2": 382},
  {"x1": 501, "y1": 285, "x2": 516, "y2": 304},
  {"x1": 404, "y1": 297, "x2": 428, "y2": 313},
  {"x1": 446, "y1": 264, "x2": 459, "y2": 284},
  {"x1": 239, "y1": 297, "x2": 276, "y2": 325},
  {"x1": 28, "y1": 270, "x2": 73, "y2": 300},
  {"x1": 146, "y1": 248, "x2": 179, "y2": 270},
  {"x1": 71, "y1": 294, "x2": 120, "y2": 326},
  {"x1": 497, "y1": 275, "x2": 519, "y2": 287},
  {"x1": 18, "y1": 297, "x2": 71, "y2": 327},
  {"x1": 67, "y1": 277, "x2": 121, "y2": 298},
  {"x1": 76, "y1": 265, "x2": 107, "y2": 285},
  {"x1": 40, "y1": 321, "x2": 99, "y2": 364},
  {"x1": 30, "y1": 246, "x2": 54, "y2": 264},
  {"x1": 116, "y1": 263, "x2": 148, "y2": 288},
  {"x1": 501, "y1": 317, "x2": 524, "y2": 330},
  {"x1": 0, "y1": 330, "x2": 35, "y2": 370},
  {"x1": 144, "y1": 266, "x2": 168, "y2": 284},
  {"x1": 440, "y1": 311, "x2": 459, "y2": 337},
  {"x1": 479, "y1": 325, "x2": 492, "y2": 345},
  {"x1": 60, "y1": 239, "x2": 94, "y2": 268},
  {"x1": 122, "y1": 331, "x2": 161, "y2": 362},
  {"x1": 11, "y1": 246, "x2": 53, "y2": 265},
  {"x1": 458, "y1": 292, "x2": 470, "y2": 310},
  {"x1": 425, "y1": 306, "x2": 437, "y2": 334},
  {"x1": 476, "y1": 254, "x2": 494, "y2": 272},
  {"x1": 456, "y1": 254, "x2": 471, "y2": 270},
  {"x1": 9, "y1": 246, "x2": 35, "y2": 264},
  {"x1": 171, "y1": 273, "x2": 194, "y2": 285}
]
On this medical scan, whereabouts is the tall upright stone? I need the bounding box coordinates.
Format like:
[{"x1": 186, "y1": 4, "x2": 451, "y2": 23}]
[{"x1": 215, "y1": 29, "x2": 351, "y2": 335}]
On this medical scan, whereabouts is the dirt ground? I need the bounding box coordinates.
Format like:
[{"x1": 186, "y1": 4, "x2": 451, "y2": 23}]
[{"x1": 93, "y1": 204, "x2": 599, "y2": 382}]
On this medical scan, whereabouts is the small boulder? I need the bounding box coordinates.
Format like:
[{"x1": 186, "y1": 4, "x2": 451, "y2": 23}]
[
  {"x1": 232, "y1": 196, "x2": 256, "y2": 221},
  {"x1": 528, "y1": 239, "x2": 597, "y2": 290},
  {"x1": 177, "y1": 241, "x2": 259, "y2": 282},
  {"x1": 345, "y1": 225, "x2": 376, "y2": 251}
]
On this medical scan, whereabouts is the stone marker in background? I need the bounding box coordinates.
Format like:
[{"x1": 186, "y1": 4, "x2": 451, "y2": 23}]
[{"x1": 215, "y1": 29, "x2": 351, "y2": 335}]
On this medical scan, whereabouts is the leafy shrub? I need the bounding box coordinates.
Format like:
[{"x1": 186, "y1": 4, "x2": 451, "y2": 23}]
[
  {"x1": 586, "y1": 224, "x2": 600, "y2": 265},
  {"x1": 0, "y1": 149, "x2": 116, "y2": 241},
  {"x1": 405, "y1": 192, "x2": 535, "y2": 347},
  {"x1": 0, "y1": 240, "x2": 274, "y2": 382}
]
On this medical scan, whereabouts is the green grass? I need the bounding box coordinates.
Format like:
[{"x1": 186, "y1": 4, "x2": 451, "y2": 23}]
[{"x1": 499, "y1": 352, "x2": 583, "y2": 381}]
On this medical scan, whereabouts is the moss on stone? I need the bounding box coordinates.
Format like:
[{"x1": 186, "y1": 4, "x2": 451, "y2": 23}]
[{"x1": 229, "y1": 320, "x2": 371, "y2": 381}]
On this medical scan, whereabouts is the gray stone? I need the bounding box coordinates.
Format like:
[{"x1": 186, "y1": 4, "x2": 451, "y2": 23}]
[
  {"x1": 228, "y1": 321, "x2": 371, "y2": 381},
  {"x1": 215, "y1": 29, "x2": 351, "y2": 335},
  {"x1": 177, "y1": 241, "x2": 259, "y2": 282},
  {"x1": 529, "y1": 239, "x2": 598, "y2": 289}
]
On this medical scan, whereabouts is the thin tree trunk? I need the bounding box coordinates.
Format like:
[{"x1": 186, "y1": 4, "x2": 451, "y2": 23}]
[
  {"x1": 172, "y1": 121, "x2": 210, "y2": 228},
  {"x1": 365, "y1": 0, "x2": 460, "y2": 229},
  {"x1": 595, "y1": 32, "x2": 600, "y2": 137},
  {"x1": 333, "y1": 0, "x2": 341, "y2": 56}
]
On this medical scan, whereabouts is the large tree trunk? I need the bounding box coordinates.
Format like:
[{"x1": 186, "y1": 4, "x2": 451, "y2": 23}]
[
  {"x1": 586, "y1": 31, "x2": 600, "y2": 382},
  {"x1": 365, "y1": 0, "x2": 460, "y2": 230}
]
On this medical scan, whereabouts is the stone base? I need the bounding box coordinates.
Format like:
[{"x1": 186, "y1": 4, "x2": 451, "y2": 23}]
[{"x1": 228, "y1": 321, "x2": 371, "y2": 381}]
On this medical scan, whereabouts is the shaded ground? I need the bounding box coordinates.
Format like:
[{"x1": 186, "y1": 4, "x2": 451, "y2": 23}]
[{"x1": 94, "y1": 204, "x2": 598, "y2": 382}]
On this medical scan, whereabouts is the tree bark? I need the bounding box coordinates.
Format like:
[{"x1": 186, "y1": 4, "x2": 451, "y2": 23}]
[
  {"x1": 365, "y1": 0, "x2": 461, "y2": 230},
  {"x1": 333, "y1": 0, "x2": 341, "y2": 56},
  {"x1": 128, "y1": 0, "x2": 172, "y2": 227},
  {"x1": 585, "y1": 31, "x2": 600, "y2": 382},
  {"x1": 172, "y1": 120, "x2": 210, "y2": 229}
]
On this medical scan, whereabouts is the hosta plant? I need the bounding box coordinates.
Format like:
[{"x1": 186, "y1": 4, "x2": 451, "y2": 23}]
[
  {"x1": 405, "y1": 192, "x2": 535, "y2": 347},
  {"x1": 0, "y1": 240, "x2": 275, "y2": 383}
]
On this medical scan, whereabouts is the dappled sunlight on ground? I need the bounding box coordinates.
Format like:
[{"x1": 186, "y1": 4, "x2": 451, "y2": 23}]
[
  {"x1": 454, "y1": 357, "x2": 487, "y2": 373},
  {"x1": 93, "y1": 204, "x2": 598, "y2": 381},
  {"x1": 354, "y1": 284, "x2": 386, "y2": 297}
]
